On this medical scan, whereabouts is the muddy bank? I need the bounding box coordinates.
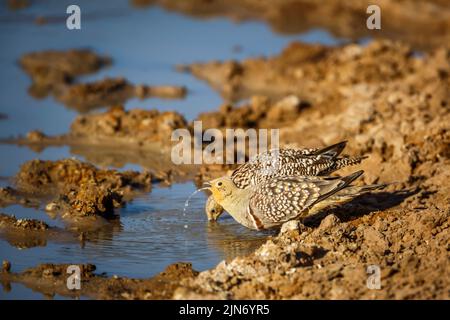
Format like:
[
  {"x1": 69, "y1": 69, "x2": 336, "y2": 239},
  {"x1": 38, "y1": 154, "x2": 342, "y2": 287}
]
[
  {"x1": 0, "y1": 262, "x2": 198, "y2": 299},
  {"x1": 0, "y1": 158, "x2": 163, "y2": 228},
  {"x1": 3, "y1": 106, "x2": 193, "y2": 178},
  {"x1": 0, "y1": 213, "x2": 79, "y2": 249},
  {"x1": 0, "y1": 187, "x2": 40, "y2": 208},
  {"x1": 175, "y1": 204, "x2": 449, "y2": 299},
  {"x1": 181, "y1": 40, "x2": 427, "y2": 102},
  {"x1": 14, "y1": 106, "x2": 187, "y2": 148},
  {"x1": 176, "y1": 40, "x2": 450, "y2": 299},
  {"x1": 20, "y1": 50, "x2": 186, "y2": 112},
  {"x1": 197, "y1": 95, "x2": 308, "y2": 130},
  {"x1": 20, "y1": 49, "x2": 111, "y2": 99},
  {"x1": 54, "y1": 77, "x2": 186, "y2": 112},
  {"x1": 146, "y1": 0, "x2": 450, "y2": 50}
]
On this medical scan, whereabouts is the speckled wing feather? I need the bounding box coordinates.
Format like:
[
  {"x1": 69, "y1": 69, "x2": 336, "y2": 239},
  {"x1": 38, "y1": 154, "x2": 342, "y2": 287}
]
[
  {"x1": 248, "y1": 171, "x2": 363, "y2": 226},
  {"x1": 230, "y1": 141, "x2": 364, "y2": 189}
]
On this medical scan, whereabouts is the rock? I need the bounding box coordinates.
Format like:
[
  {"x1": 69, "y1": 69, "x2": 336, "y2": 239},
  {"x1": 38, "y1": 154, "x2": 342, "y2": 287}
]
[
  {"x1": 2, "y1": 260, "x2": 11, "y2": 273},
  {"x1": 318, "y1": 214, "x2": 340, "y2": 231}
]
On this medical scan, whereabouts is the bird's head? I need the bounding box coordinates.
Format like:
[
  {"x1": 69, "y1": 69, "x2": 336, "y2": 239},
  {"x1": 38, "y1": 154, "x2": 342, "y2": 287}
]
[
  {"x1": 205, "y1": 196, "x2": 224, "y2": 221},
  {"x1": 205, "y1": 176, "x2": 237, "y2": 206}
]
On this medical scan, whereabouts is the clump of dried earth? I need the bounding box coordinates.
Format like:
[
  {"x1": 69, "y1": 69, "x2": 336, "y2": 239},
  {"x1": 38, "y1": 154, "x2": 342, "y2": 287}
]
[
  {"x1": 3, "y1": 158, "x2": 164, "y2": 229},
  {"x1": 19, "y1": 50, "x2": 186, "y2": 112}
]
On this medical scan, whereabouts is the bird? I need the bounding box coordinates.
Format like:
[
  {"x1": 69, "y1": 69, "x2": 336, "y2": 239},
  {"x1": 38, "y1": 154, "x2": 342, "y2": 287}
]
[
  {"x1": 205, "y1": 141, "x2": 367, "y2": 221},
  {"x1": 206, "y1": 170, "x2": 379, "y2": 230}
]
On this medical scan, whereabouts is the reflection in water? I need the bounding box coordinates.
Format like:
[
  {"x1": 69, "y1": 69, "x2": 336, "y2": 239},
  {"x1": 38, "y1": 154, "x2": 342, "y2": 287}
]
[{"x1": 205, "y1": 220, "x2": 274, "y2": 261}]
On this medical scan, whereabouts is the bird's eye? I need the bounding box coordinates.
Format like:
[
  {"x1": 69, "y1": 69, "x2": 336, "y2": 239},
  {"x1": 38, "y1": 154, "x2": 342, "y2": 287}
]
[
  {"x1": 217, "y1": 182, "x2": 223, "y2": 186},
  {"x1": 211, "y1": 209, "x2": 215, "y2": 213}
]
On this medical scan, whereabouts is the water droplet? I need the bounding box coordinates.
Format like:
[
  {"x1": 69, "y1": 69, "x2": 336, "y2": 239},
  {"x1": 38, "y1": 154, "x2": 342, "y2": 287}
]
[{"x1": 183, "y1": 187, "x2": 209, "y2": 215}]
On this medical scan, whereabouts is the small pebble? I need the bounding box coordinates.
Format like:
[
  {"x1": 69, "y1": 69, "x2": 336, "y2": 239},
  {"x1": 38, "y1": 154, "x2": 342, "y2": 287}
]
[{"x1": 2, "y1": 260, "x2": 11, "y2": 273}]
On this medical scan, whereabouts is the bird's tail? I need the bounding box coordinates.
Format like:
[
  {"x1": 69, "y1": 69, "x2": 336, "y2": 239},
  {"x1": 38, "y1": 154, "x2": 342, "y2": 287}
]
[
  {"x1": 312, "y1": 141, "x2": 347, "y2": 159},
  {"x1": 308, "y1": 182, "x2": 387, "y2": 217},
  {"x1": 329, "y1": 183, "x2": 387, "y2": 201}
]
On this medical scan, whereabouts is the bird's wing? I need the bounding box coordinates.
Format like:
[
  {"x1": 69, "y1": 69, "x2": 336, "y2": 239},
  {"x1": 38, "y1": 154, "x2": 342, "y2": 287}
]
[
  {"x1": 248, "y1": 171, "x2": 363, "y2": 224},
  {"x1": 231, "y1": 149, "x2": 327, "y2": 188}
]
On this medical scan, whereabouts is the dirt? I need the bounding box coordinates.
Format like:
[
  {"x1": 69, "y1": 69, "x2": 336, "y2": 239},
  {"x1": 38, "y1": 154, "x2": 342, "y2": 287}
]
[
  {"x1": 175, "y1": 40, "x2": 450, "y2": 299},
  {"x1": 0, "y1": 187, "x2": 40, "y2": 208},
  {"x1": 197, "y1": 95, "x2": 308, "y2": 130},
  {"x1": 0, "y1": 213, "x2": 79, "y2": 249},
  {"x1": 0, "y1": 262, "x2": 198, "y2": 299},
  {"x1": 12, "y1": 105, "x2": 188, "y2": 148},
  {"x1": 54, "y1": 77, "x2": 186, "y2": 112},
  {"x1": 3, "y1": 105, "x2": 196, "y2": 178},
  {"x1": 20, "y1": 49, "x2": 111, "y2": 99},
  {"x1": 20, "y1": 50, "x2": 186, "y2": 112},
  {"x1": 8, "y1": 158, "x2": 162, "y2": 226},
  {"x1": 147, "y1": 0, "x2": 450, "y2": 51}
]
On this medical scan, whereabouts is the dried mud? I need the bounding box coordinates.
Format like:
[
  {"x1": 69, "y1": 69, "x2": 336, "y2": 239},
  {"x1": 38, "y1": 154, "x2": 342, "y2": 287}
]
[{"x1": 147, "y1": 0, "x2": 450, "y2": 51}]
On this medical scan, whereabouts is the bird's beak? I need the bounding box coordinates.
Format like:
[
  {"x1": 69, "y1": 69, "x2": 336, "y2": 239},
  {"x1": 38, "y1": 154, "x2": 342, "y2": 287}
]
[{"x1": 203, "y1": 182, "x2": 211, "y2": 190}]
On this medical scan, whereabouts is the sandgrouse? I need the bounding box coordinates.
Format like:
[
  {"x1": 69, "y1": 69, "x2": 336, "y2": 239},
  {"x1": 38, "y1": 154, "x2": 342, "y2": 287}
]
[
  {"x1": 206, "y1": 170, "x2": 379, "y2": 230},
  {"x1": 205, "y1": 141, "x2": 366, "y2": 221}
]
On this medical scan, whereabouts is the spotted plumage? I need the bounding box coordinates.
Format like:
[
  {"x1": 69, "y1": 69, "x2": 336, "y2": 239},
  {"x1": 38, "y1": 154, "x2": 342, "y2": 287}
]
[
  {"x1": 208, "y1": 170, "x2": 370, "y2": 230},
  {"x1": 205, "y1": 141, "x2": 367, "y2": 221}
]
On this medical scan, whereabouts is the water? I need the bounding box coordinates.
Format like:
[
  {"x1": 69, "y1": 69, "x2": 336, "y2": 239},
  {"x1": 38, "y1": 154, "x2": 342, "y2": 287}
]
[{"x1": 0, "y1": 1, "x2": 342, "y2": 299}]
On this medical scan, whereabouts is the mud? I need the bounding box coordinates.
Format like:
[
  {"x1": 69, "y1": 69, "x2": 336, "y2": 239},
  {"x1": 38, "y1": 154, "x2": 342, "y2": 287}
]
[
  {"x1": 7, "y1": 158, "x2": 161, "y2": 225},
  {"x1": 0, "y1": 187, "x2": 40, "y2": 208},
  {"x1": 20, "y1": 49, "x2": 111, "y2": 99},
  {"x1": 148, "y1": 0, "x2": 450, "y2": 51},
  {"x1": 4, "y1": 106, "x2": 195, "y2": 178},
  {"x1": 0, "y1": 213, "x2": 78, "y2": 249},
  {"x1": 0, "y1": 262, "x2": 198, "y2": 299},
  {"x1": 54, "y1": 77, "x2": 186, "y2": 112},
  {"x1": 197, "y1": 95, "x2": 308, "y2": 130},
  {"x1": 20, "y1": 50, "x2": 186, "y2": 112},
  {"x1": 13, "y1": 106, "x2": 188, "y2": 148}
]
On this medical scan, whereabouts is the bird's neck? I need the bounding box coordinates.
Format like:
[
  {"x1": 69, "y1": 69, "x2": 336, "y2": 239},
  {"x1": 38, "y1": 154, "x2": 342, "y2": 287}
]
[{"x1": 221, "y1": 188, "x2": 253, "y2": 223}]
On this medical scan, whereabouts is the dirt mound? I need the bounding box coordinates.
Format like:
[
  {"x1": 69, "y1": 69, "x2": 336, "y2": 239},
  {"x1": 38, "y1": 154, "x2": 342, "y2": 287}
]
[{"x1": 16, "y1": 158, "x2": 154, "y2": 195}]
